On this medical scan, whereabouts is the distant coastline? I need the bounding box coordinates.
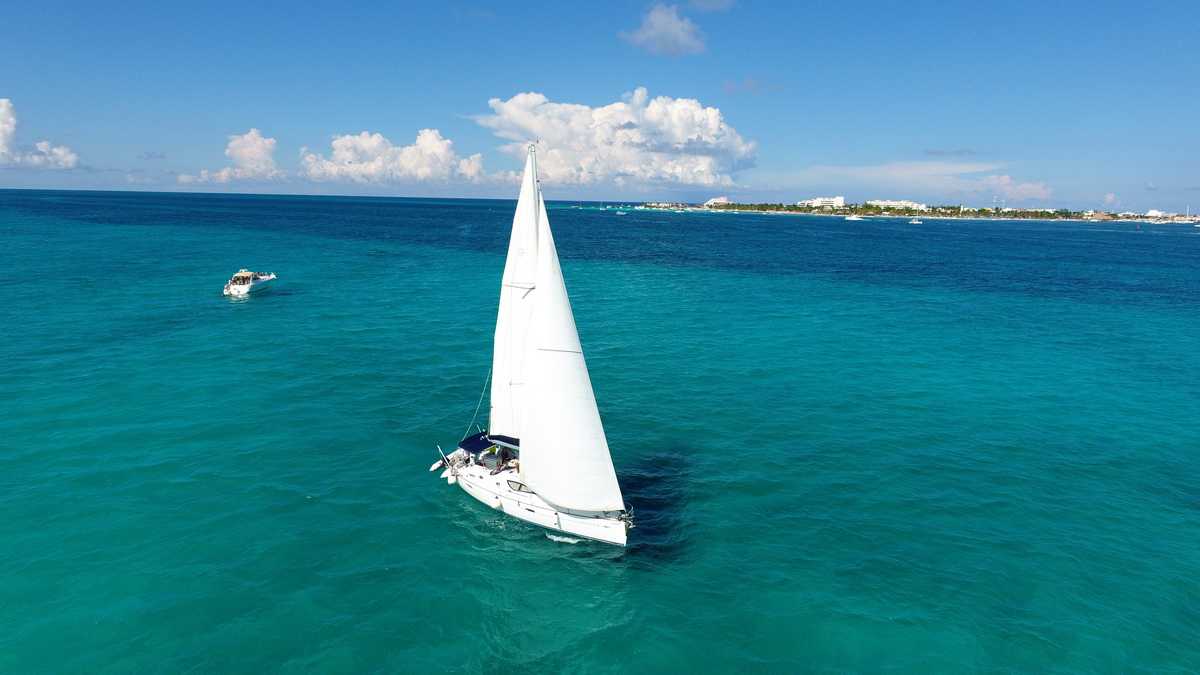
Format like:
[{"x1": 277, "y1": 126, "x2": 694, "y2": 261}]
[{"x1": 634, "y1": 201, "x2": 1197, "y2": 225}]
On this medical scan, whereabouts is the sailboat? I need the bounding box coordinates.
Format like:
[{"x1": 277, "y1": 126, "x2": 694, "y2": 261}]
[{"x1": 431, "y1": 145, "x2": 632, "y2": 546}]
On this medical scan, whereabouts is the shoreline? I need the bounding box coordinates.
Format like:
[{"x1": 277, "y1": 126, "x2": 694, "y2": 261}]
[{"x1": 632, "y1": 205, "x2": 1193, "y2": 225}]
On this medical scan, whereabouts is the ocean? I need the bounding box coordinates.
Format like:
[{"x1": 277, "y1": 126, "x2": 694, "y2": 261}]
[{"x1": 2, "y1": 189, "x2": 1198, "y2": 673}]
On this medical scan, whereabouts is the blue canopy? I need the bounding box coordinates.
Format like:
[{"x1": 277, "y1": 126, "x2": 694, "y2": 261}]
[{"x1": 457, "y1": 431, "x2": 520, "y2": 453}]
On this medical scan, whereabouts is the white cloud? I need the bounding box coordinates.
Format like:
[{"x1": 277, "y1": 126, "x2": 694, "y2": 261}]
[
  {"x1": 780, "y1": 161, "x2": 1051, "y2": 202},
  {"x1": 475, "y1": 87, "x2": 755, "y2": 187},
  {"x1": 179, "y1": 128, "x2": 282, "y2": 183},
  {"x1": 0, "y1": 101, "x2": 12, "y2": 157},
  {"x1": 21, "y1": 141, "x2": 79, "y2": 169},
  {"x1": 0, "y1": 98, "x2": 79, "y2": 169},
  {"x1": 1103, "y1": 192, "x2": 1119, "y2": 206},
  {"x1": 456, "y1": 151, "x2": 485, "y2": 181},
  {"x1": 974, "y1": 173, "x2": 1052, "y2": 201},
  {"x1": 621, "y1": 5, "x2": 705, "y2": 56},
  {"x1": 299, "y1": 128, "x2": 484, "y2": 183}
]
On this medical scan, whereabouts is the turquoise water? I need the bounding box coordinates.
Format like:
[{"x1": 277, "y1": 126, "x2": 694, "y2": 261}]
[{"x1": 2, "y1": 190, "x2": 1198, "y2": 672}]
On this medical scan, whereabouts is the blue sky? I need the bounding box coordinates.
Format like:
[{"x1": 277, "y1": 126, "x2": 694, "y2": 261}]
[{"x1": 2, "y1": 0, "x2": 1198, "y2": 211}]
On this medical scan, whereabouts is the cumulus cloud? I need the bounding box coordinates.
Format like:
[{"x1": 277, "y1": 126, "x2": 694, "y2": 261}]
[
  {"x1": 475, "y1": 87, "x2": 755, "y2": 187},
  {"x1": 18, "y1": 141, "x2": 79, "y2": 169},
  {"x1": 178, "y1": 128, "x2": 282, "y2": 183},
  {"x1": 299, "y1": 128, "x2": 484, "y2": 183},
  {"x1": 0, "y1": 99, "x2": 79, "y2": 169},
  {"x1": 621, "y1": 5, "x2": 705, "y2": 55},
  {"x1": 783, "y1": 161, "x2": 1051, "y2": 202}
]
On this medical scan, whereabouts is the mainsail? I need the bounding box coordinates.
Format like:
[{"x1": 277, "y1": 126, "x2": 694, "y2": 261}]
[
  {"x1": 516, "y1": 175, "x2": 625, "y2": 514},
  {"x1": 489, "y1": 151, "x2": 539, "y2": 439}
]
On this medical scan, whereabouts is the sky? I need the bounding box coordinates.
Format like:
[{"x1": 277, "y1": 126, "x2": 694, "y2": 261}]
[{"x1": 2, "y1": 0, "x2": 1198, "y2": 211}]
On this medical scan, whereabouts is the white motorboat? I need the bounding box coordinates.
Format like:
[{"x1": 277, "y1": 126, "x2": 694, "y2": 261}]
[
  {"x1": 223, "y1": 269, "x2": 276, "y2": 296},
  {"x1": 432, "y1": 145, "x2": 632, "y2": 546},
  {"x1": 909, "y1": 218, "x2": 923, "y2": 224},
  {"x1": 845, "y1": 215, "x2": 864, "y2": 221}
]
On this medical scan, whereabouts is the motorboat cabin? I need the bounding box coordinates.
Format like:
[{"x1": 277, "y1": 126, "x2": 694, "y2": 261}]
[{"x1": 223, "y1": 268, "x2": 276, "y2": 297}]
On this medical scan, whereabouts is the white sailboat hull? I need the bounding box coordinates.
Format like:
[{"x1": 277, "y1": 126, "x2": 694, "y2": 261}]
[{"x1": 454, "y1": 463, "x2": 628, "y2": 546}]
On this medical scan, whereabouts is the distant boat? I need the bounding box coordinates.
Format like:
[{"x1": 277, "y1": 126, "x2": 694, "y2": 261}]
[
  {"x1": 845, "y1": 215, "x2": 863, "y2": 221},
  {"x1": 909, "y1": 218, "x2": 923, "y2": 224},
  {"x1": 615, "y1": 210, "x2": 627, "y2": 216},
  {"x1": 431, "y1": 145, "x2": 631, "y2": 546},
  {"x1": 223, "y1": 269, "x2": 276, "y2": 296}
]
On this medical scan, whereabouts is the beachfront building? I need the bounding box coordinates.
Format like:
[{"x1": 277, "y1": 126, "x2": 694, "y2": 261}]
[
  {"x1": 796, "y1": 196, "x2": 845, "y2": 208},
  {"x1": 703, "y1": 196, "x2": 731, "y2": 208},
  {"x1": 867, "y1": 199, "x2": 929, "y2": 211},
  {"x1": 1145, "y1": 209, "x2": 1167, "y2": 217}
]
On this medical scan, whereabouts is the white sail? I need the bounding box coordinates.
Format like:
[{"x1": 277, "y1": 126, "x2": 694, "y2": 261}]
[
  {"x1": 518, "y1": 188, "x2": 625, "y2": 513},
  {"x1": 489, "y1": 151, "x2": 539, "y2": 439}
]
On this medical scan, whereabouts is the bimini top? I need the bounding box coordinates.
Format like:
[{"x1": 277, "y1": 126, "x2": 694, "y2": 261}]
[{"x1": 458, "y1": 431, "x2": 520, "y2": 453}]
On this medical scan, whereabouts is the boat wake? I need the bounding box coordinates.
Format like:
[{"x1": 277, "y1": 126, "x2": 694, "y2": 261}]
[{"x1": 545, "y1": 533, "x2": 581, "y2": 544}]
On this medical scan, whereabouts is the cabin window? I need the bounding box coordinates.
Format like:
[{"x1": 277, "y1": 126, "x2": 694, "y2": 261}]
[{"x1": 507, "y1": 480, "x2": 533, "y2": 493}]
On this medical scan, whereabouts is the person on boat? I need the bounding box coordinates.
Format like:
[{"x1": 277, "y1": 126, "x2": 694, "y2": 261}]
[{"x1": 490, "y1": 446, "x2": 514, "y2": 475}]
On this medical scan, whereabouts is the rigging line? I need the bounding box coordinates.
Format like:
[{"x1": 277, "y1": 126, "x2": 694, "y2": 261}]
[{"x1": 463, "y1": 367, "x2": 492, "y2": 441}]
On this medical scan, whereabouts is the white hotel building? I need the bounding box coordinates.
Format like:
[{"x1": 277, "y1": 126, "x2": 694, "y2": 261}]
[
  {"x1": 866, "y1": 199, "x2": 929, "y2": 211},
  {"x1": 796, "y1": 196, "x2": 845, "y2": 208}
]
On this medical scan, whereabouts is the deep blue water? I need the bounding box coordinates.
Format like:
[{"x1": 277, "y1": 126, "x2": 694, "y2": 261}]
[{"x1": 2, "y1": 189, "x2": 1198, "y2": 672}]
